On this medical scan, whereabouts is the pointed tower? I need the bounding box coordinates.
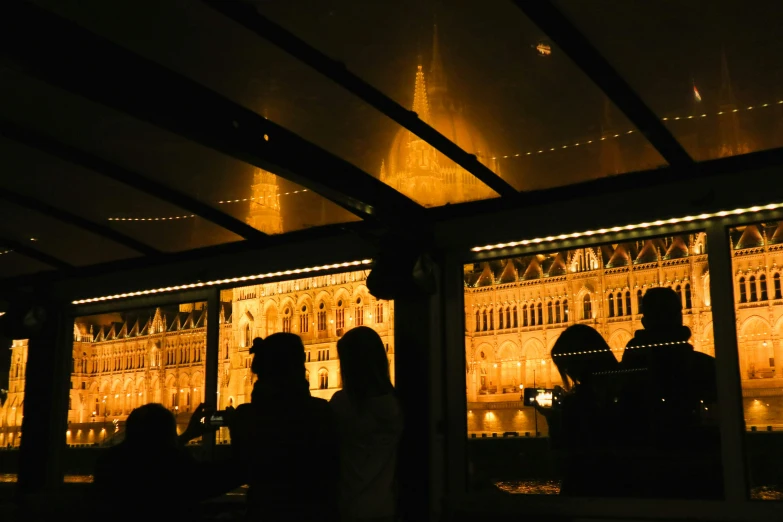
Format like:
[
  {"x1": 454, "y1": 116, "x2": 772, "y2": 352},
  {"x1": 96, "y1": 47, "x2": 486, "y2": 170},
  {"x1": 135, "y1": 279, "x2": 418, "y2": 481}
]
[
  {"x1": 599, "y1": 97, "x2": 624, "y2": 175},
  {"x1": 246, "y1": 168, "x2": 283, "y2": 235},
  {"x1": 428, "y1": 24, "x2": 449, "y2": 111},
  {"x1": 716, "y1": 49, "x2": 748, "y2": 158},
  {"x1": 412, "y1": 64, "x2": 431, "y2": 123}
]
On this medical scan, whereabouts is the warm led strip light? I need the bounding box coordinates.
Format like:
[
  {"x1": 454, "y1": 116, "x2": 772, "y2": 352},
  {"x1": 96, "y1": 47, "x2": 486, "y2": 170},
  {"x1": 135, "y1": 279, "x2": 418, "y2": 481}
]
[
  {"x1": 72, "y1": 259, "x2": 373, "y2": 304},
  {"x1": 472, "y1": 202, "x2": 783, "y2": 253}
]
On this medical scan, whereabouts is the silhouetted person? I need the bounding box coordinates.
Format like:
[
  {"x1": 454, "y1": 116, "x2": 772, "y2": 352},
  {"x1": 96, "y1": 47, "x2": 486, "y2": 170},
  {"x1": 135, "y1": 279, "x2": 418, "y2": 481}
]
[
  {"x1": 93, "y1": 403, "x2": 228, "y2": 522},
  {"x1": 618, "y1": 287, "x2": 722, "y2": 499},
  {"x1": 228, "y1": 334, "x2": 339, "y2": 522},
  {"x1": 330, "y1": 326, "x2": 403, "y2": 522},
  {"x1": 542, "y1": 324, "x2": 623, "y2": 496}
]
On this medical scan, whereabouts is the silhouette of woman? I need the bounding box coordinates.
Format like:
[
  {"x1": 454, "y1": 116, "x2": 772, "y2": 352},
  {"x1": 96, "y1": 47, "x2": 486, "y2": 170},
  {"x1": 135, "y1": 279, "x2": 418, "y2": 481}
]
[
  {"x1": 545, "y1": 324, "x2": 622, "y2": 496},
  {"x1": 331, "y1": 326, "x2": 403, "y2": 522}
]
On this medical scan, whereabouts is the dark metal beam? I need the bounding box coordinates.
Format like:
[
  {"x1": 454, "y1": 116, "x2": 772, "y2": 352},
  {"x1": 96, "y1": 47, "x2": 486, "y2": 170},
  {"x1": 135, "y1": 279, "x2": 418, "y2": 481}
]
[
  {"x1": 0, "y1": 121, "x2": 268, "y2": 243},
  {"x1": 513, "y1": 0, "x2": 694, "y2": 168},
  {"x1": 1, "y1": 1, "x2": 426, "y2": 227},
  {"x1": 0, "y1": 187, "x2": 161, "y2": 256},
  {"x1": 0, "y1": 236, "x2": 72, "y2": 270},
  {"x1": 202, "y1": 0, "x2": 519, "y2": 198}
]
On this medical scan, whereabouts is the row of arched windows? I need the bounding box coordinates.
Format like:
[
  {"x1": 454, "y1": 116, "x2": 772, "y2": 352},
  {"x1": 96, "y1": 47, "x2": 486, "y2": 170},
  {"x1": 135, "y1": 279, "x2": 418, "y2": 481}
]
[
  {"x1": 739, "y1": 273, "x2": 782, "y2": 303},
  {"x1": 475, "y1": 300, "x2": 571, "y2": 332}
]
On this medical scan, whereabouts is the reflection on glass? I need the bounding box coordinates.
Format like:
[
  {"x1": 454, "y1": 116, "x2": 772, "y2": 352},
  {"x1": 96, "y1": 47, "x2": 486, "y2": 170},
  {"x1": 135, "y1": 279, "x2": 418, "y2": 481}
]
[
  {"x1": 557, "y1": 1, "x2": 783, "y2": 162},
  {"x1": 61, "y1": 302, "x2": 207, "y2": 457},
  {"x1": 0, "y1": 339, "x2": 26, "y2": 449},
  {"x1": 464, "y1": 233, "x2": 723, "y2": 498},
  {"x1": 730, "y1": 222, "x2": 783, "y2": 500},
  {"x1": 217, "y1": 270, "x2": 394, "y2": 444},
  {"x1": 262, "y1": 0, "x2": 664, "y2": 192}
]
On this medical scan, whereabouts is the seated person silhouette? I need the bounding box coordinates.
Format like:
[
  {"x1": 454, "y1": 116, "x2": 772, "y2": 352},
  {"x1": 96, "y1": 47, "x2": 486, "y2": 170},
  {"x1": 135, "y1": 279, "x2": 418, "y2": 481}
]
[
  {"x1": 93, "y1": 402, "x2": 231, "y2": 522},
  {"x1": 541, "y1": 324, "x2": 623, "y2": 496},
  {"x1": 618, "y1": 287, "x2": 722, "y2": 499},
  {"x1": 227, "y1": 334, "x2": 339, "y2": 522}
]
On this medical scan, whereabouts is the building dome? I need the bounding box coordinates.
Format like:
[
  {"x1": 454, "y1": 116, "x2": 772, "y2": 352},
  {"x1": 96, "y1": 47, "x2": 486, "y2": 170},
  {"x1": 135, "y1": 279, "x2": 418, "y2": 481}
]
[{"x1": 382, "y1": 27, "x2": 498, "y2": 207}]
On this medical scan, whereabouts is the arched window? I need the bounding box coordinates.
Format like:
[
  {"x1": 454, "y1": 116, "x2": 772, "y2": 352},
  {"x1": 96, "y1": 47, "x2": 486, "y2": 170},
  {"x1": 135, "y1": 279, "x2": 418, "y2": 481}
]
[
  {"x1": 475, "y1": 311, "x2": 481, "y2": 332},
  {"x1": 242, "y1": 323, "x2": 252, "y2": 348},
  {"x1": 489, "y1": 309, "x2": 494, "y2": 330},
  {"x1": 547, "y1": 301, "x2": 553, "y2": 324},
  {"x1": 319, "y1": 369, "x2": 329, "y2": 390},
  {"x1": 512, "y1": 306, "x2": 518, "y2": 328},
  {"x1": 685, "y1": 284, "x2": 692, "y2": 309},
  {"x1": 563, "y1": 300, "x2": 568, "y2": 322},
  {"x1": 616, "y1": 293, "x2": 623, "y2": 317},
  {"x1": 482, "y1": 310, "x2": 488, "y2": 332},
  {"x1": 625, "y1": 292, "x2": 631, "y2": 316},
  {"x1": 637, "y1": 290, "x2": 643, "y2": 314},
  {"x1": 739, "y1": 277, "x2": 747, "y2": 303},
  {"x1": 522, "y1": 305, "x2": 528, "y2": 327},
  {"x1": 536, "y1": 303, "x2": 543, "y2": 325},
  {"x1": 775, "y1": 273, "x2": 782, "y2": 299},
  {"x1": 355, "y1": 297, "x2": 364, "y2": 326},
  {"x1": 608, "y1": 293, "x2": 615, "y2": 318},
  {"x1": 760, "y1": 275, "x2": 768, "y2": 301},
  {"x1": 299, "y1": 305, "x2": 310, "y2": 333},
  {"x1": 317, "y1": 302, "x2": 327, "y2": 331},
  {"x1": 583, "y1": 295, "x2": 592, "y2": 320},
  {"x1": 282, "y1": 308, "x2": 292, "y2": 333},
  {"x1": 529, "y1": 305, "x2": 535, "y2": 326},
  {"x1": 498, "y1": 308, "x2": 504, "y2": 330},
  {"x1": 336, "y1": 300, "x2": 345, "y2": 330},
  {"x1": 750, "y1": 276, "x2": 757, "y2": 302},
  {"x1": 555, "y1": 301, "x2": 561, "y2": 323},
  {"x1": 506, "y1": 307, "x2": 512, "y2": 329},
  {"x1": 675, "y1": 285, "x2": 683, "y2": 307}
]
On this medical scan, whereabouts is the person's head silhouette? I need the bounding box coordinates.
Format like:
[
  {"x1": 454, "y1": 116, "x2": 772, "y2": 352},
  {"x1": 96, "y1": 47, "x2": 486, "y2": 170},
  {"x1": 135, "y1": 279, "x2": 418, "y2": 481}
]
[
  {"x1": 250, "y1": 332, "x2": 306, "y2": 384},
  {"x1": 337, "y1": 326, "x2": 393, "y2": 403},
  {"x1": 124, "y1": 403, "x2": 178, "y2": 449},
  {"x1": 641, "y1": 288, "x2": 683, "y2": 331},
  {"x1": 551, "y1": 324, "x2": 616, "y2": 389}
]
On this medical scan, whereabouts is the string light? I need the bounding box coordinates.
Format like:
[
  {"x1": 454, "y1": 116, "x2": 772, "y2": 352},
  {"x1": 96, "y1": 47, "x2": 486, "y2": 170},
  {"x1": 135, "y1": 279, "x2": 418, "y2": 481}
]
[
  {"x1": 488, "y1": 98, "x2": 783, "y2": 162},
  {"x1": 472, "y1": 202, "x2": 783, "y2": 252},
  {"x1": 109, "y1": 215, "x2": 195, "y2": 222},
  {"x1": 108, "y1": 190, "x2": 310, "y2": 222},
  {"x1": 71, "y1": 259, "x2": 373, "y2": 304}
]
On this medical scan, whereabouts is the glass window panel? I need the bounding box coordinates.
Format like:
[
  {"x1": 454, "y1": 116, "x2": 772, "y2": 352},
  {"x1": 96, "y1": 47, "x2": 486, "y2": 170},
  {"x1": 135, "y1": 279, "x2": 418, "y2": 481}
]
[
  {"x1": 0, "y1": 339, "x2": 27, "y2": 457},
  {"x1": 729, "y1": 222, "x2": 783, "y2": 500},
  {"x1": 0, "y1": 251, "x2": 54, "y2": 278},
  {"x1": 557, "y1": 1, "x2": 783, "y2": 161},
  {"x1": 0, "y1": 137, "x2": 243, "y2": 253},
  {"x1": 0, "y1": 201, "x2": 140, "y2": 268},
  {"x1": 464, "y1": 232, "x2": 723, "y2": 499},
  {"x1": 260, "y1": 0, "x2": 665, "y2": 192},
  {"x1": 216, "y1": 269, "x2": 394, "y2": 444},
  {"x1": 29, "y1": 0, "x2": 498, "y2": 206},
  {"x1": 61, "y1": 301, "x2": 207, "y2": 481},
  {"x1": 0, "y1": 67, "x2": 359, "y2": 237}
]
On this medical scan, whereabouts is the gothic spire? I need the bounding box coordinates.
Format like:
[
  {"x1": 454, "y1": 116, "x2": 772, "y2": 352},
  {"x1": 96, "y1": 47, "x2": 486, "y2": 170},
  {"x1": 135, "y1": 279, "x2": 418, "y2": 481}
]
[
  {"x1": 719, "y1": 48, "x2": 736, "y2": 107},
  {"x1": 429, "y1": 24, "x2": 448, "y2": 102},
  {"x1": 412, "y1": 64, "x2": 431, "y2": 123}
]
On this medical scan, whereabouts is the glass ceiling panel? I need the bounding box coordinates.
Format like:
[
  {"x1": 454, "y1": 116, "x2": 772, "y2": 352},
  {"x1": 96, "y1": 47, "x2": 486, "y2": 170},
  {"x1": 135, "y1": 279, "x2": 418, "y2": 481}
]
[
  {"x1": 0, "y1": 137, "x2": 243, "y2": 253},
  {"x1": 0, "y1": 250, "x2": 53, "y2": 278},
  {"x1": 557, "y1": 0, "x2": 783, "y2": 162},
  {"x1": 0, "y1": 201, "x2": 141, "y2": 267},
  {"x1": 30, "y1": 0, "x2": 498, "y2": 206},
  {"x1": 0, "y1": 67, "x2": 359, "y2": 238},
  {"x1": 258, "y1": 0, "x2": 666, "y2": 191}
]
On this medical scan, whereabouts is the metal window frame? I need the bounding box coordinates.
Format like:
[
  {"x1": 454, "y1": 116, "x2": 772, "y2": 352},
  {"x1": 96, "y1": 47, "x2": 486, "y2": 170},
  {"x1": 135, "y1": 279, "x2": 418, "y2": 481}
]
[{"x1": 441, "y1": 206, "x2": 783, "y2": 521}]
